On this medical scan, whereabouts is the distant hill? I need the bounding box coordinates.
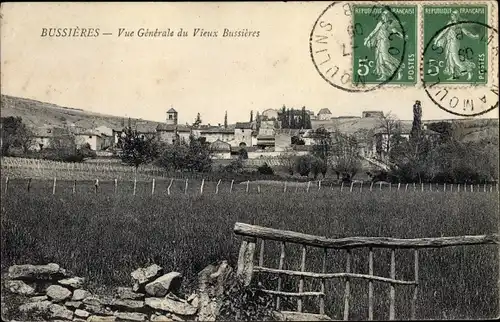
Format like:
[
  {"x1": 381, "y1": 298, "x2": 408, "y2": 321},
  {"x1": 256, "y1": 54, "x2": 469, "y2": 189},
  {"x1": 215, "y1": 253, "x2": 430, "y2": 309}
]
[{"x1": 0, "y1": 95, "x2": 163, "y2": 132}]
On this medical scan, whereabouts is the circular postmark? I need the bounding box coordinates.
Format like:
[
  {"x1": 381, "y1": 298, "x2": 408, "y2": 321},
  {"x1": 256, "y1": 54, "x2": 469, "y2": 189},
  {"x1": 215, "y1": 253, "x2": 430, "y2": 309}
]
[
  {"x1": 309, "y1": 1, "x2": 408, "y2": 93},
  {"x1": 422, "y1": 20, "x2": 498, "y2": 117}
]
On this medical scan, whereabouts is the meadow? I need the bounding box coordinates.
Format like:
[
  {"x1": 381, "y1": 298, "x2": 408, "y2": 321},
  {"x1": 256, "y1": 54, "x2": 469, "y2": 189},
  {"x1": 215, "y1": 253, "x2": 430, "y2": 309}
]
[{"x1": 1, "y1": 176, "x2": 498, "y2": 321}]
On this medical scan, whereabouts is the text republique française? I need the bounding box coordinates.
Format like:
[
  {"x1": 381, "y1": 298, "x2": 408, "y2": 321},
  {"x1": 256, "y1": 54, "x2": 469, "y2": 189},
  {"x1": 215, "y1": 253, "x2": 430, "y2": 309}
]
[{"x1": 40, "y1": 27, "x2": 261, "y2": 38}]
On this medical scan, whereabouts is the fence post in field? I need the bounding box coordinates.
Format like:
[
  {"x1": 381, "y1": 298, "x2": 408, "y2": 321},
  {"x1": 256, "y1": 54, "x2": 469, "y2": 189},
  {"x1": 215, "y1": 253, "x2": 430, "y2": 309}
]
[
  {"x1": 379, "y1": 182, "x2": 382, "y2": 191},
  {"x1": 370, "y1": 182, "x2": 373, "y2": 191},
  {"x1": 200, "y1": 179, "x2": 205, "y2": 195},
  {"x1": 490, "y1": 185, "x2": 493, "y2": 192},
  {"x1": 73, "y1": 180, "x2": 76, "y2": 194},
  {"x1": 27, "y1": 178, "x2": 32, "y2": 192},
  {"x1": 152, "y1": 178, "x2": 156, "y2": 196},
  {"x1": 368, "y1": 247, "x2": 374, "y2": 320},
  {"x1": 230, "y1": 180, "x2": 234, "y2": 194},
  {"x1": 397, "y1": 182, "x2": 400, "y2": 191},
  {"x1": 429, "y1": 183, "x2": 432, "y2": 192},
  {"x1": 341, "y1": 182, "x2": 344, "y2": 192},
  {"x1": 257, "y1": 185, "x2": 261, "y2": 194},
  {"x1": 133, "y1": 177, "x2": 137, "y2": 196},
  {"x1": 94, "y1": 179, "x2": 99, "y2": 194},
  {"x1": 306, "y1": 181, "x2": 311, "y2": 193},
  {"x1": 297, "y1": 245, "x2": 307, "y2": 312},
  {"x1": 4, "y1": 177, "x2": 8, "y2": 194},
  {"x1": 283, "y1": 181, "x2": 287, "y2": 193},
  {"x1": 413, "y1": 182, "x2": 416, "y2": 191},
  {"x1": 405, "y1": 183, "x2": 408, "y2": 191},
  {"x1": 246, "y1": 180, "x2": 250, "y2": 193},
  {"x1": 470, "y1": 184, "x2": 473, "y2": 192},
  {"x1": 349, "y1": 181, "x2": 353, "y2": 192},
  {"x1": 215, "y1": 179, "x2": 222, "y2": 194},
  {"x1": 360, "y1": 181, "x2": 363, "y2": 192},
  {"x1": 411, "y1": 249, "x2": 419, "y2": 320},
  {"x1": 444, "y1": 183, "x2": 446, "y2": 192},
  {"x1": 421, "y1": 183, "x2": 424, "y2": 192},
  {"x1": 484, "y1": 183, "x2": 486, "y2": 192},
  {"x1": 114, "y1": 179, "x2": 118, "y2": 194},
  {"x1": 344, "y1": 249, "x2": 351, "y2": 320},
  {"x1": 458, "y1": 184, "x2": 460, "y2": 192},
  {"x1": 450, "y1": 184, "x2": 453, "y2": 192},
  {"x1": 318, "y1": 180, "x2": 321, "y2": 191},
  {"x1": 52, "y1": 177, "x2": 57, "y2": 195},
  {"x1": 184, "y1": 178, "x2": 189, "y2": 195},
  {"x1": 389, "y1": 249, "x2": 396, "y2": 320},
  {"x1": 167, "y1": 178, "x2": 173, "y2": 195}
]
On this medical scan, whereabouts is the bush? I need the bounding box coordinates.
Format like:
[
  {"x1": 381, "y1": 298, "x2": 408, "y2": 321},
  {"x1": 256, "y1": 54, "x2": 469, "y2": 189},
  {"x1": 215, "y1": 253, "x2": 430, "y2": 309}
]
[
  {"x1": 295, "y1": 155, "x2": 312, "y2": 177},
  {"x1": 257, "y1": 163, "x2": 274, "y2": 175}
]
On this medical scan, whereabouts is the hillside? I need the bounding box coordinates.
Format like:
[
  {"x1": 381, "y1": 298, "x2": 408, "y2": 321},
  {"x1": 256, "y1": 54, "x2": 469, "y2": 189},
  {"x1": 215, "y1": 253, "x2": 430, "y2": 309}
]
[{"x1": 0, "y1": 94, "x2": 163, "y2": 131}]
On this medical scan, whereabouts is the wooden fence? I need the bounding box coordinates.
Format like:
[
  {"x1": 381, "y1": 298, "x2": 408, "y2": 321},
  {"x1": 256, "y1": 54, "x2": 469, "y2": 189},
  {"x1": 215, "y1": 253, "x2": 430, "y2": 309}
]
[{"x1": 234, "y1": 222, "x2": 500, "y2": 321}]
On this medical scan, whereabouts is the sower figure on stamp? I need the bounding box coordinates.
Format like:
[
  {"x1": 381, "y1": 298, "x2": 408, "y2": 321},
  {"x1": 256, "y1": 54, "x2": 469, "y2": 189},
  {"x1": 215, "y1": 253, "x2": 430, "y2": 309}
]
[
  {"x1": 363, "y1": 10, "x2": 408, "y2": 81},
  {"x1": 433, "y1": 10, "x2": 480, "y2": 81}
]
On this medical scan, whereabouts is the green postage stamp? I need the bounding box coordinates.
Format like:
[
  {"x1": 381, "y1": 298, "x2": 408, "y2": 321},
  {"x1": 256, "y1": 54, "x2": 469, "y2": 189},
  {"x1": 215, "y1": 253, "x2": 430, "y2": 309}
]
[
  {"x1": 423, "y1": 5, "x2": 488, "y2": 85},
  {"x1": 352, "y1": 5, "x2": 418, "y2": 85}
]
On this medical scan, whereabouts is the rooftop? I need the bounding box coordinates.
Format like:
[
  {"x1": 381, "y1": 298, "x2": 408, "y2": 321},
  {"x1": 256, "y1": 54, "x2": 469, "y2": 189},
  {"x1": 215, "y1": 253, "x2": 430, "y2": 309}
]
[{"x1": 167, "y1": 108, "x2": 177, "y2": 113}]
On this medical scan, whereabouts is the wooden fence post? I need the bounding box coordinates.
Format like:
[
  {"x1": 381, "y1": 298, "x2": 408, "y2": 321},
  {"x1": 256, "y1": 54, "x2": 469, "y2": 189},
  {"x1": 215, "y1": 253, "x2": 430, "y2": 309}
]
[
  {"x1": 398, "y1": 183, "x2": 401, "y2": 191},
  {"x1": 73, "y1": 179, "x2": 76, "y2": 194},
  {"x1": 368, "y1": 248, "x2": 374, "y2": 321},
  {"x1": 152, "y1": 178, "x2": 156, "y2": 196},
  {"x1": 470, "y1": 184, "x2": 473, "y2": 192},
  {"x1": 343, "y1": 249, "x2": 351, "y2": 321},
  {"x1": 215, "y1": 179, "x2": 222, "y2": 194},
  {"x1": 349, "y1": 182, "x2": 354, "y2": 192},
  {"x1": 444, "y1": 183, "x2": 446, "y2": 192},
  {"x1": 167, "y1": 178, "x2": 173, "y2": 195},
  {"x1": 246, "y1": 180, "x2": 250, "y2": 193},
  {"x1": 405, "y1": 183, "x2": 408, "y2": 191},
  {"x1": 283, "y1": 181, "x2": 287, "y2": 193},
  {"x1": 389, "y1": 183, "x2": 392, "y2": 191},
  {"x1": 458, "y1": 184, "x2": 460, "y2": 192},
  {"x1": 429, "y1": 183, "x2": 432, "y2": 192},
  {"x1": 421, "y1": 183, "x2": 424, "y2": 192},
  {"x1": 341, "y1": 182, "x2": 344, "y2": 192},
  {"x1": 306, "y1": 181, "x2": 311, "y2": 193},
  {"x1": 413, "y1": 182, "x2": 416, "y2": 191},
  {"x1": 276, "y1": 242, "x2": 285, "y2": 310},
  {"x1": 184, "y1": 178, "x2": 189, "y2": 195},
  {"x1": 318, "y1": 180, "x2": 321, "y2": 191},
  {"x1": 4, "y1": 176, "x2": 8, "y2": 194},
  {"x1": 27, "y1": 178, "x2": 32, "y2": 192},
  {"x1": 230, "y1": 180, "x2": 234, "y2": 194},
  {"x1": 411, "y1": 249, "x2": 419, "y2": 320},
  {"x1": 94, "y1": 179, "x2": 99, "y2": 194},
  {"x1": 133, "y1": 177, "x2": 137, "y2": 196},
  {"x1": 484, "y1": 183, "x2": 486, "y2": 192},
  {"x1": 200, "y1": 179, "x2": 205, "y2": 195},
  {"x1": 450, "y1": 184, "x2": 453, "y2": 192},
  {"x1": 370, "y1": 182, "x2": 373, "y2": 191},
  {"x1": 114, "y1": 179, "x2": 118, "y2": 194},
  {"x1": 379, "y1": 182, "x2": 382, "y2": 191},
  {"x1": 237, "y1": 238, "x2": 256, "y2": 287},
  {"x1": 320, "y1": 248, "x2": 327, "y2": 315},
  {"x1": 389, "y1": 249, "x2": 396, "y2": 320},
  {"x1": 52, "y1": 177, "x2": 57, "y2": 195},
  {"x1": 257, "y1": 185, "x2": 261, "y2": 194},
  {"x1": 297, "y1": 244, "x2": 307, "y2": 313}
]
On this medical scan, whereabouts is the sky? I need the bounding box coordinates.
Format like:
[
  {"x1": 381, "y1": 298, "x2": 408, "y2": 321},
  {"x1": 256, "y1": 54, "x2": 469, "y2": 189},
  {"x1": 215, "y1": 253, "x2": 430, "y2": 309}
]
[{"x1": 1, "y1": 1, "x2": 498, "y2": 126}]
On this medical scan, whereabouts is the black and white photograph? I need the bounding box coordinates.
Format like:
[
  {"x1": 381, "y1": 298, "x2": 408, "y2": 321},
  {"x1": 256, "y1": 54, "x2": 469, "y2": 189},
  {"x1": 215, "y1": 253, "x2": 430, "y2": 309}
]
[{"x1": 0, "y1": 1, "x2": 499, "y2": 321}]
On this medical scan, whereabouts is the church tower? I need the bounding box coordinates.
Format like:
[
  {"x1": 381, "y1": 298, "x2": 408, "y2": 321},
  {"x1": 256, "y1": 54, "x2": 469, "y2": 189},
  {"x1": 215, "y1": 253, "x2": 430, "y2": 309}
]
[{"x1": 166, "y1": 108, "x2": 178, "y2": 125}]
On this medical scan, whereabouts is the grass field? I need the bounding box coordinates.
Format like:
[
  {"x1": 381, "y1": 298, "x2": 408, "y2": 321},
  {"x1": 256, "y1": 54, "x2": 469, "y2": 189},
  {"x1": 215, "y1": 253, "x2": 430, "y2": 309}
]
[{"x1": 1, "y1": 178, "x2": 498, "y2": 320}]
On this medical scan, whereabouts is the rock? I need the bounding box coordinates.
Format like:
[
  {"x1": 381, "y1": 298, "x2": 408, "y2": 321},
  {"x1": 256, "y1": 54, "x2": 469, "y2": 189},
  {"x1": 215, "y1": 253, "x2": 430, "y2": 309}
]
[
  {"x1": 110, "y1": 299, "x2": 144, "y2": 311},
  {"x1": 145, "y1": 297, "x2": 197, "y2": 316},
  {"x1": 150, "y1": 315, "x2": 174, "y2": 322},
  {"x1": 73, "y1": 289, "x2": 92, "y2": 301},
  {"x1": 116, "y1": 287, "x2": 144, "y2": 300},
  {"x1": 145, "y1": 272, "x2": 182, "y2": 297},
  {"x1": 74, "y1": 309, "x2": 91, "y2": 318},
  {"x1": 113, "y1": 312, "x2": 148, "y2": 321},
  {"x1": 47, "y1": 285, "x2": 72, "y2": 302},
  {"x1": 49, "y1": 303, "x2": 74, "y2": 320},
  {"x1": 131, "y1": 264, "x2": 163, "y2": 292},
  {"x1": 8, "y1": 263, "x2": 69, "y2": 281},
  {"x1": 83, "y1": 295, "x2": 114, "y2": 306},
  {"x1": 5, "y1": 280, "x2": 35, "y2": 295},
  {"x1": 59, "y1": 277, "x2": 85, "y2": 289},
  {"x1": 169, "y1": 314, "x2": 185, "y2": 322},
  {"x1": 188, "y1": 295, "x2": 199, "y2": 309},
  {"x1": 86, "y1": 316, "x2": 117, "y2": 322},
  {"x1": 197, "y1": 260, "x2": 233, "y2": 322},
  {"x1": 74, "y1": 319, "x2": 87, "y2": 322},
  {"x1": 29, "y1": 295, "x2": 48, "y2": 302},
  {"x1": 19, "y1": 300, "x2": 52, "y2": 314},
  {"x1": 65, "y1": 301, "x2": 83, "y2": 309}
]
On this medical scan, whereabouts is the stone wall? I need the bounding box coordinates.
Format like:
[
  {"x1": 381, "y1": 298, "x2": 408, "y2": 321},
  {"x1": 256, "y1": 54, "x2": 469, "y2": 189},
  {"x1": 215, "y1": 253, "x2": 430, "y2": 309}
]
[{"x1": 1, "y1": 261, "x2": 234, "y2": 322}]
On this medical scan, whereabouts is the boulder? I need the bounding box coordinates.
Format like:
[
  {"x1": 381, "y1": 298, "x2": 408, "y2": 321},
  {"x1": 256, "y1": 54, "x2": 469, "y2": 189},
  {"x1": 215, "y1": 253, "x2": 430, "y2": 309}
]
[
  {"x1": 145, "y1": 272, "x2": 182, "y2": 297},
  {"x1": 59, "y1": 277, "x2": 85, "y2": 289},
  {"x1": 131, "y1": 264, "x2": 163, "y2": 292},
  {"x1": 64, "y1": 301, "x2": 82, "y2": 309},
  {"x1": 116, "y1": 287, "x2": 144, "y2": 300},
  {"x1": 4, "y1": 280, "x2": 35, "y2": 295},
  {"x1": 197, "y1": 260, "x2": 233, "y2": 321},
  {"x1": 110, "y1": 299, "x2": 144, "y2": 311},
  {"x1": 19, "y1": 300, "x2": 52, "y2": 314},
  {"x1": 8, "y1": 263, "x2": 69, "y2": 281},
  {"x1": 145, "y1": 297, "x2": 197, "y2": 316},
  {"x1": 49, "y1": 303, "x2": 74, "y2": 320},
  {"x1": 86, "y1": 316, "x2": 117, "y2": 322},
  {"x1": 113, "y1": 312, "x2": 148, "y2": 321},
  {"x1": 46, "y1": 285, "x2": 72, "y2": 302},
  {"x1": 29, "y1": 295, "x2": 48, "y2": 302},
  {"x1": 74, "y1": 309, "x2": 91, "y2": 318},
  {"x1": 73, "y1": 289, "x2": 92, "y2": 301},
  {"x1": 150, "y1": 315, "x2": 174, "y2": 322}
]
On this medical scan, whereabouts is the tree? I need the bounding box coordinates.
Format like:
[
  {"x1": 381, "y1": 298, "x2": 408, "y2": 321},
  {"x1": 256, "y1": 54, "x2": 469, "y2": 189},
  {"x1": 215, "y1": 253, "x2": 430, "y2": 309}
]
[
  {"x1": 329, "y1": 130, "x2": 362, "y2": 182},
  {"x1": 296, "y1": 154, "x2": 312, "y2": 177},
  {"x1": 224, "y1": 111, "x2": 228, "y2": 129},
  {"x1": 277, "y1": 152, "x2": 297, "y2": 175},
  {"x1": 193, "y1": 113, "x2": 202, "y2": 128},
  {"x1": 118, "y1": 127, "x2": 160, "y2": 170},
  {"x1": 250, "y1": 110, "x2": 254, "y2": 123},
  {"x1": 301, "y1": 107, "x2": 307, "y2": 129},
  {"x1": 377, "y1": 112, "x2": 402, "y2": 158},
  {"x1": 157, "y1": 135, "x2": 213, "y2": 172},
  {"x1": 410, "y1": 100, "x2": 422, "y2": 143},
  {"x1": 312, "y1": 128, "x2": 333, "y2": 177},
  {"x1": 255, "y1": 111, "x2": 261, "y2": 130},
  {"x1": 0, "y1": 116, "x2": 35, "y2": 155}
]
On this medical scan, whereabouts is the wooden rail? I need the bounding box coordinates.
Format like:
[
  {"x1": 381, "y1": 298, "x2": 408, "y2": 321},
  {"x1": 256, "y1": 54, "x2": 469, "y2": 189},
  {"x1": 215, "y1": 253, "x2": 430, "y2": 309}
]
[
  {"x1": 234, "y1": 222, "x2": 499, "y2": 321},
  {"x1": 234, "y1": 222, "x2": 499, "y2": 249}
]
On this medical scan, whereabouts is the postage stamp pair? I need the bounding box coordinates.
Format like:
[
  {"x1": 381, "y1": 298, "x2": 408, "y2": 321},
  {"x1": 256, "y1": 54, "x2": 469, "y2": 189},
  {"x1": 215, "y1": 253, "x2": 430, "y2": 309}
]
[{"x1": 351, "y1": 3, "x2": 489, "y2": 86}]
